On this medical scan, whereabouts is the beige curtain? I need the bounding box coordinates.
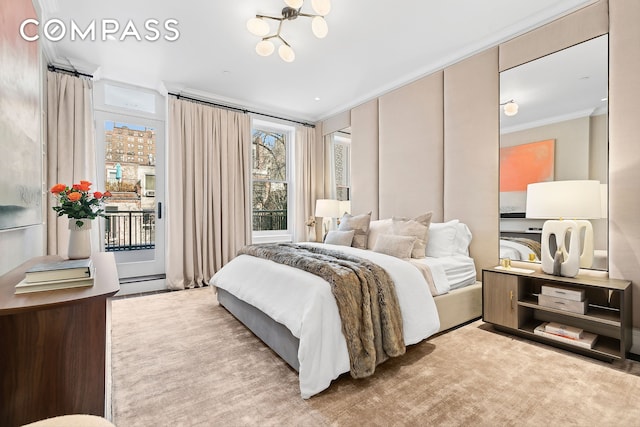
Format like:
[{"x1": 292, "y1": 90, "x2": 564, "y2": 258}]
[
  {"x1": 167, "y1": 98, "x2": 251, "y2": 290},
  {"x1": 46, "y1": 71, "x2": 98, "y2": 256},
  {"x1": 293, "y1": 126, "x2": 318, "y2": 242}
]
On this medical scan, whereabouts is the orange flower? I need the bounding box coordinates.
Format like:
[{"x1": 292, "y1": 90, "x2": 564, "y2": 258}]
[
  {"x1": 50, "y1": 183, "x2": 66, "y2": 194},
  {"x1": 93, "y1": 191, "x2": 103, "y2": 199},
  {"x1": 67, "y1": 192, "x2": 81, "y2": 202},
  {"x1": 73, "y1": 181, "x2": 91, "y2": 192},
  {"x1": 104, "y1": 191, "x2": 112, "y2": 198}
]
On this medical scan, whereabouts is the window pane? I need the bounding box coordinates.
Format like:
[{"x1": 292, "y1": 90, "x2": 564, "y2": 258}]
[
  {"x1": 252, "y1": 182, "x2": 287, "y2": 231},
  {"x1": 252, "y1": 130, "x2": 287, "y2": 181}
]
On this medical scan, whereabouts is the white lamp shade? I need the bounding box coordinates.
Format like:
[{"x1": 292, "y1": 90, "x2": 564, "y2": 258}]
[
  {"x1": 526, "y1": 180, "x2": 602, "y2": 220},
  {"x1": 285, "y1": 0, "x2": 304, "y2": 8},
  {"x1": 311, "y1": 0, "x2": 331, "y2": 15},
  {"x1": 246, "y1": 18, "x2": 269, "y2": 37},
  {"x1": 311, "y1": 16, "x2": 328, "y2": 38},
  {"x1": 278, "y1": 44, "x2": 295, "y2": 62},
  {"x1": 255, "y1": 40, "x2": 275, "y2": 56},
  {"x1": 315, "y1": 199, "x2": 340, "y2": 218},
  {"x1": 338, "y1": 200, "x2": 351, "y2": 216},
  {"x1": 504, "y1": 101, "x2": 519, "y2": 116}
]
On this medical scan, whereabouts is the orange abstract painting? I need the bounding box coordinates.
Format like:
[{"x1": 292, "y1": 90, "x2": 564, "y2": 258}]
[{"x1": 500, "y1": 139, "x2": 554, "y2": 192}]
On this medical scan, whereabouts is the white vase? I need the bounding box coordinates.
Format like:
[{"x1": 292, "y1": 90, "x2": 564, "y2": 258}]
[{"x1": 68, "y1": 219, "x2": 92, "y2": 259}]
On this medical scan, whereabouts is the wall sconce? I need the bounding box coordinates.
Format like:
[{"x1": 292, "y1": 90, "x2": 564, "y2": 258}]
[{"x1": 526, "y1": 180, "x2": 601, "y2": 277}]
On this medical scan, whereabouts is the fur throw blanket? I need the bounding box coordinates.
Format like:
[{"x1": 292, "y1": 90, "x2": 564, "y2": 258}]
[{"x1": 238, "y1": 243, "x2": 405, "y2": 378}]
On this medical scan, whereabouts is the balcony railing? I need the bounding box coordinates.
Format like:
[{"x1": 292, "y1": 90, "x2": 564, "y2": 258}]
[
  {"x1": 105, "y1": 210, "x2": 155, "y2": 251},
  {"x1": 253, "y1": 209, "x2": 287, "y2": 231}
]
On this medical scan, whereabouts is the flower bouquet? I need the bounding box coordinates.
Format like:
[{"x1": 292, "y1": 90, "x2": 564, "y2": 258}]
[{"x1": 50, "y1": 181, "x2": 112, "y2": 228}]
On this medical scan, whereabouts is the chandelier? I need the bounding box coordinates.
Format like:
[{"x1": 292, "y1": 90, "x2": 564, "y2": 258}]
[{"x1": 246, "y1": 0, "x2": 331, "y2": 62}]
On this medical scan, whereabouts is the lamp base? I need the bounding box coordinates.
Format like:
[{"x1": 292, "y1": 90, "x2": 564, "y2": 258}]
[{"x1": 541, "y1": 219, "x2": 580, "y2": 277}]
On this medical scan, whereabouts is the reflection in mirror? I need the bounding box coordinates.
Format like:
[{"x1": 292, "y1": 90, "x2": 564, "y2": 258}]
[
  {"x1": 329, "y1": 127, "x2": 351, "y2": 207},
  {"x1": 499, "y1": 35, "x2": 608, "y2": 271}
]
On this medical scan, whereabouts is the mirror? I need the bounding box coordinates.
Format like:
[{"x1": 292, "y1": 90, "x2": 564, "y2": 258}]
[{"x1": 499, "y1": 35, "x2": 608, "y2": 270}]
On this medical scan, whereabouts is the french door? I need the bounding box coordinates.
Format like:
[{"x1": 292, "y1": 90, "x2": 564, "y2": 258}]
[{"x1": 95, "y1": 111, "x2": 166, "y2": 288}]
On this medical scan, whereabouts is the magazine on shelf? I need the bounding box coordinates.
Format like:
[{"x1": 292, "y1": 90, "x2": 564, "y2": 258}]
[
  {"x1": 25, "y1": 259, "x2": 93, "y2": 283},
  {"x1": 534, "y1": 322, "x2": 597, "y2": 349}
]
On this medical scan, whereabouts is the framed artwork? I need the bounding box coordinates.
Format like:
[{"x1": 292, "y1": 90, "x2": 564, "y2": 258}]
[
  {"x1": 0, "y1": 0, "x2": 42, "y2": 230},
  {"x1": 500, "y1": 139, "x2": 555, "y2": 214}
]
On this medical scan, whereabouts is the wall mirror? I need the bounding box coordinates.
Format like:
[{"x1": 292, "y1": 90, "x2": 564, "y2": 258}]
[{"x1": 499, "y1": 34, "x2": 608, "y2": 271}]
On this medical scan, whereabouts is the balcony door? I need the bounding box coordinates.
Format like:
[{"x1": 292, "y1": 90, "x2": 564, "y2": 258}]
[
  {"x1": 95, "y1": 112, "x2": 165, "y2": 283},
  {"x1": 93, "y1": 82, "x2": 166, "y2": 292}
]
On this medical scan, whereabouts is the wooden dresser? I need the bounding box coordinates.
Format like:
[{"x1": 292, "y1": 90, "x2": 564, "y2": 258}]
[{"x1": 0, "y1": 253, "x2": 120, "y2": 427}]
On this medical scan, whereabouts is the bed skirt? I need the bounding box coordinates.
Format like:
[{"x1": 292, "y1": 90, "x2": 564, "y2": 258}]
[{"x1": 216, "y1": 281, "x2": 482, "y2": 372}]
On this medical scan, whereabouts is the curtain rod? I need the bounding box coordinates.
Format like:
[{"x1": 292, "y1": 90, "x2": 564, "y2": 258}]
[
  {"x1": 169, "y1": 92, "x2": 315, "y2": 128},
  {"x1": 47, "y1": 65, "x2": 93, "y2": 79}
]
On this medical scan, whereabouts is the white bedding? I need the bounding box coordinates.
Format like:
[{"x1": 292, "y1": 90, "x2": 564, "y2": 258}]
[
  {"x1": 500, "y1": 238, "x2": 538, "y2": 261},
  {"x1": 210, "y1": 242, "x2": 440, "y2": 398},
  {"x1": 412, "y1": 255, "x2": 477, "y2": 292}
]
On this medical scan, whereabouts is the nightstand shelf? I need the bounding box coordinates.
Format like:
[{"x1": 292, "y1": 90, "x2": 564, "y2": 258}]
[{"x1": 482, "y1": 267, "x2": 631, "y2": 362}]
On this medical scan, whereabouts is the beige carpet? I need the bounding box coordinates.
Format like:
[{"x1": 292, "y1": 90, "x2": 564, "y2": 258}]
[{"x1": 111, "y1": 287, "x2": 640, "y2": 426}]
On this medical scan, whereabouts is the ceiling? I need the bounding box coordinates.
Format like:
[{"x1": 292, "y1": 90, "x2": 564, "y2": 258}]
[{"x1": 38, "y1": 0, "x2": 597, "y2": 123}]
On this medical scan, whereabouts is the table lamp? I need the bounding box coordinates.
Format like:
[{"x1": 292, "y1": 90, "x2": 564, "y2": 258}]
[
  {"x1": 526, "y1": 180, "x2": 601, "y2": 277},
  {"x1": 315, "y1": 199, "x2": 340, "y2": 235}
]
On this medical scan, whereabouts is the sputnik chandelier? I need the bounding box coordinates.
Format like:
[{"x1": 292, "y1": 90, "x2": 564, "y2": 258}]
[{"x1": 246, "y1": 0, "x2": 331, "y2": 62}]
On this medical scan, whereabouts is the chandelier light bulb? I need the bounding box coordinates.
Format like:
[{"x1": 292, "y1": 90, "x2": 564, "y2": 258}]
[
  {"x1": 256, "y1": 40, "x2": 275, "y2": 56},
  {"x1": 504, "y1": 101, "x2": 519, "y2": 116},
  {"x1": 284, "y1": 0, "x2": 304, "y2": 8},
  {"x1": 247, "y1": 18, "x2": 270, "y2": 37},
  {"x1": 311, "y1": 0, "x2": 331, "y2": 15},
  {"x1": 278, "y1": 44, "x2": 295, "y2": 62},
  {"x1": 311, "y1": 16, "x2": 328, "y2": 38}
]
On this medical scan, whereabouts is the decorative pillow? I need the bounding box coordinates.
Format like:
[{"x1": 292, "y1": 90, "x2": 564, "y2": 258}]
[
  {"x1": 367, "y1": 218, "x2": 393, "y2": 250},
  {"x1": 338, "y1": 211, "x2": 372, "y2": 249},
  {"x1": 426, "y1": 219, "x2": 460, "y2": 257},
  {"x1": 372, "y1": 234, "x2": 417, "y2": 259},
  {"x1": 392, "y1": 212, "x2": 433, "y2": 258},
  {"x1": 324, "y1": 230, "x2": 355, "y2": 246}
]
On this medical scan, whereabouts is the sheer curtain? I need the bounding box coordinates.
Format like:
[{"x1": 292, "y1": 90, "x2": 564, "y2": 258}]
[
  {"x1": 167, "y1": 97, "x2": 252, "y2": 290},
  {"x1": 293, "y1": 126, "x2": 318, "y2": 242},
  {"x1": 46, "y1": 71, "x2": 98, "y2": 256}
]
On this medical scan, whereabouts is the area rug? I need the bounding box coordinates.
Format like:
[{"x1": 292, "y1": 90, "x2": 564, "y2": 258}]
[{"x1": 110, "y1": 287, "x2": 640, "y2": 426}]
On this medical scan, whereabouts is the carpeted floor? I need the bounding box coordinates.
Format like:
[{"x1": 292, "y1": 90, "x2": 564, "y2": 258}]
[{"x1": 110, "y1": 287, "x2": 640, "y2": 426}]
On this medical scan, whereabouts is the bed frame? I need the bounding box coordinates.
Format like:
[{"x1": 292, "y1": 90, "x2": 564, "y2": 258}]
[{"x1": 217, "y1": 281, "x2": 482, "y2": 372}]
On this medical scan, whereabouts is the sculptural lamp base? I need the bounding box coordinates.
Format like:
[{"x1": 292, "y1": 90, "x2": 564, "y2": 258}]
[
  {"x1": 68, "y1": 219, "x2": 92, "y2": 259},
  {"x1": 540, "y1": 219, "x2": 580, "y2": 277}
]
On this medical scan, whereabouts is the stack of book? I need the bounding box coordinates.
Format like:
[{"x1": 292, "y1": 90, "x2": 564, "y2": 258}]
[
  {"x1": 534, "y1": 321, "x2": 598, "y2": 349},
  {"x1": 15, "y1": 259, "x2": 95, "y2": 294},
  {"x1": 538, "y1": 284, "x2": 588, "y2": 314}
]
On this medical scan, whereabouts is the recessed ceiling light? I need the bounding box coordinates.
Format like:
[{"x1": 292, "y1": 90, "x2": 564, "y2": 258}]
[{"x1": 314, "y1": 97, "x2": 320, "y2": 101}]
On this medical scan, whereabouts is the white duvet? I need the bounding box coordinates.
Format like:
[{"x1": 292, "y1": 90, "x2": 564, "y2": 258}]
[{"x1": 209, "y1": 242, "x2": 441, "y2": 398}]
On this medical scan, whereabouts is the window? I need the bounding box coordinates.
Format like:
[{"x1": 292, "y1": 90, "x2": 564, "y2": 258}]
[{"x1": 251, "y1": 120, "x2": 293, "y2": 240}]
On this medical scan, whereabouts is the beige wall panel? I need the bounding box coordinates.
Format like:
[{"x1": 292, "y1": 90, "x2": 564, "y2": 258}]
[
  {"x1": 378, "y1": 72, "x2": 444, "y2": 220},
  {"x1": 350, "y1": 100, "x2": 379, "y2": 219},
  {"x1": 321, "y1": 110, "x2": 350, "y2": 136},
  {"x1": 444, "y1": 48, "x2": 499, "y2": 277},
  {"x1": 609, "y1": 0, "x2": 640, "y2": 328},
  {"x1": 499, "y1": 0, "x2": 608, "y2": 71}
]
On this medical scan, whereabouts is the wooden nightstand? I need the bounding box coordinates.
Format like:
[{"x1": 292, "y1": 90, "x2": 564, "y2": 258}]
[
  {"x1": 0, "y1": 253, "x2": 120, "y2": 426},
  {"x1": 482, "y1": 267, "x2": 631, "y2": 362}
]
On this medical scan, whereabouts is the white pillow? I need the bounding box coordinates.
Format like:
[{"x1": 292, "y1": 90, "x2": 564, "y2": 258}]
[
  {"x1": 324, "y1": 230, "x2": 355, "y2": 246},
  {"x1": 372, "y1": 234, "x2": 416, "y2": 259},
  {"x1": 426, "y1": 220, "x2": 460, "y2": 257},
  {"x1": 454, "y1": 222, "x2": 473, "y2": 256},
  {"x1": 366, "y1": 218, "x2": 393, "y2": 250}
]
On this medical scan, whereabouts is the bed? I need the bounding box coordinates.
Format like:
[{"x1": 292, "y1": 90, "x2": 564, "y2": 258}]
[
  {"x1": 500, "y1": 234, "x2": 541, "y2": 262},
  {"x1": 210, "y1": 217, "x2": 481, "y2": 398}
]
